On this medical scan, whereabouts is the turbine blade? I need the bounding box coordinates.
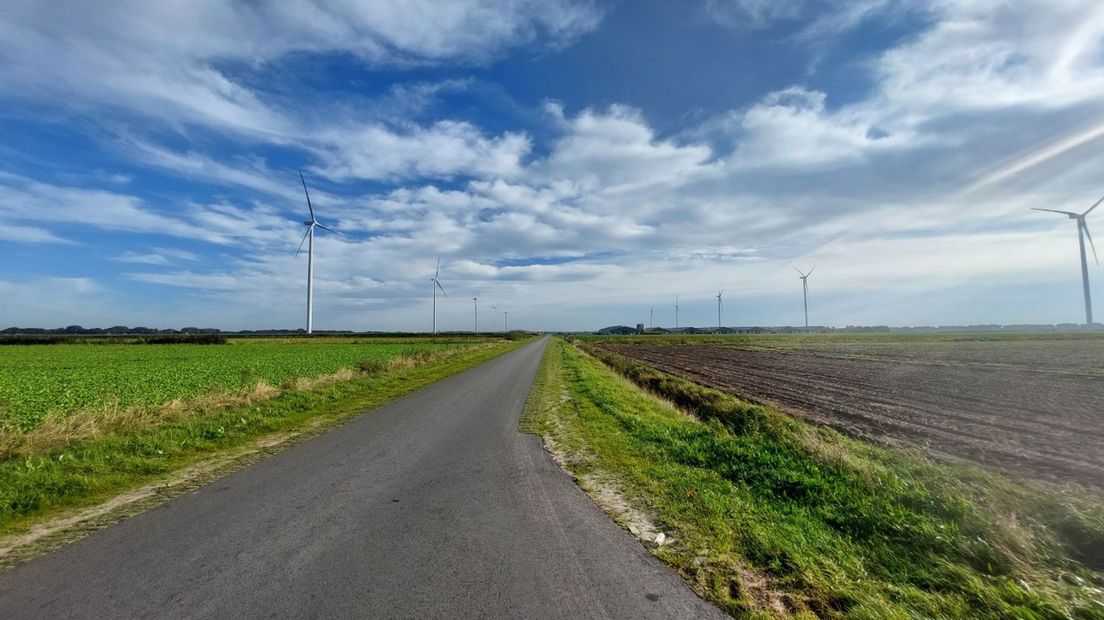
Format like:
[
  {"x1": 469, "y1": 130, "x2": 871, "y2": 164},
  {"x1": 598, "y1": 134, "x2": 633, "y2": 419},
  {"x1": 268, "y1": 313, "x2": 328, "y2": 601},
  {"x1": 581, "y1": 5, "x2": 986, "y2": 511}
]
[
  {"x1": 1084, "y1": 194, "x2": 1104, "y2": 217},
  {"x1": 436, "y1": 280, "x2": 447, "y2": 297},
  {"x1": 294, "y1": 225, "x2": 312, "y2": 257},
  {"x1": 808, "y1": 265, "x2": 815, "y2": 277},
  {"x1": 435, "y1": 256, "x2": 440, "y2": 280},
  {"x1": 1084, "y1": 221, "x2": 1099, "y2": 265},
  {"x1": 299, "y1": 170, "x2": 316, "y2": 222},
  {"x1": 1032, "y1": 208, "x2": 1079, "y2": 216},
  {"x1": 793, "y1": 266, "x2": 803, "y2": 276},
  {"x1": 315, "y1": 222, "x2": 343, "y2": 236}
]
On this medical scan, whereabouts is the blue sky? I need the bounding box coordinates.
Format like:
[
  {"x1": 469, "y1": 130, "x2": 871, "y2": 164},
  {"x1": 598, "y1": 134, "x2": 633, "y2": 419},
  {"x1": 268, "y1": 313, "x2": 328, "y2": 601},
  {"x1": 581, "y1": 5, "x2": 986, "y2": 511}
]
[{"x1": 2, "y1": 0, "x2": 1103, "y2": 331}]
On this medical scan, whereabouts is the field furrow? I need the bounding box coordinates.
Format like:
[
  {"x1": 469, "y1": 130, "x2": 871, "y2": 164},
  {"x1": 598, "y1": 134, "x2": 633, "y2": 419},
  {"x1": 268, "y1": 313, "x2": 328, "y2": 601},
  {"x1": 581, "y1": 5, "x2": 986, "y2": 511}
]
[{"x1": 599, "y1": 340, "x2": 1104, "y2": 490}]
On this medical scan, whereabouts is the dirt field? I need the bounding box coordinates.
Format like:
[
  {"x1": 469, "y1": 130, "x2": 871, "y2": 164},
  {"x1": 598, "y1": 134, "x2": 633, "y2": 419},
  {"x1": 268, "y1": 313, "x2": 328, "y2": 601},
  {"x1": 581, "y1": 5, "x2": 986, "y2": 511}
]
[{"x1": 598, "y1": 337, "x2": 1104, "y2": 491}]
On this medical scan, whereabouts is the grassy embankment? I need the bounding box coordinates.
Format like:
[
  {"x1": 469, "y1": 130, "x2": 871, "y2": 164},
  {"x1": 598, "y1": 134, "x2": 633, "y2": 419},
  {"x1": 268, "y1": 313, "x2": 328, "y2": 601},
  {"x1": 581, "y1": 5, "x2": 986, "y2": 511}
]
[
  {"x1": 524, "y1": 338, "x2": 1104, "y2": 618},
  {"x1": 0, "y1": 337, "x2": 528, "y2": 540}
]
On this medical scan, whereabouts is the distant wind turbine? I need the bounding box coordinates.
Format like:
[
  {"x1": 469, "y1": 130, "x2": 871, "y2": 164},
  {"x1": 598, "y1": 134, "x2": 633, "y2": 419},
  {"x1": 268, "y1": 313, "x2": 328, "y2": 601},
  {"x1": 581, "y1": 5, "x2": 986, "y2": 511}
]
[
  {"x1": 675, "y1": 295, "x2": 679, "y2": 330},
  {"x1": 491, "y1": 304, "x2": 497, "y2": 333},
  {"x1": 1033, "y1": 195, "x2": 1102, "y2": 325},
  {"x1": 716, "y1": 290, "x2": 723, "y2": 330},
  {"x1": 649, "y1": 306, "x2": 654, "y2": 329},
  {"x1": 795, "y1": 266, "x2": 815, "y2": 329},
  {"x1": 472, "y1": 293, "x2": 479, "y2": 334},
  {"x1": 295, "y1": 170, "x2": 340, "y2": 335},
  {"x1": 430, "y1": 257, "x2": 447, "y2": 334}
]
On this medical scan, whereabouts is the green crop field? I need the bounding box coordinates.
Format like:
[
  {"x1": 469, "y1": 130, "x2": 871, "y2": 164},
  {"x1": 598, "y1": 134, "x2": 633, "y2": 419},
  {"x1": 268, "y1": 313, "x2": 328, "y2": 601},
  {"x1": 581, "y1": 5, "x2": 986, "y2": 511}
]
[{"x1": 0, "y1": 339, "x2": 474, "y2": 430}]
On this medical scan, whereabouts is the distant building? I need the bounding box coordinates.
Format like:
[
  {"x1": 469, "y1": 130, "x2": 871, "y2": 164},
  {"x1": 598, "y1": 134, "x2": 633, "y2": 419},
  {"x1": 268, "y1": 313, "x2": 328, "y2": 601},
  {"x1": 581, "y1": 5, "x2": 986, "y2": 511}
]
[{"x1": 635, "y1": 323, "x2": 645, "y2": 334}]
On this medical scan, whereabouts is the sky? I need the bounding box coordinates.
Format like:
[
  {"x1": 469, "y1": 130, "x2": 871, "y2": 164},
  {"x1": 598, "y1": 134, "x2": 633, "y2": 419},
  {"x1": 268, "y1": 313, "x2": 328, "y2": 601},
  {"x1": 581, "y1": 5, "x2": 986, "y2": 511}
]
[{"x1": 2, "y1": 0, "x2": 1103, "y2": 332}]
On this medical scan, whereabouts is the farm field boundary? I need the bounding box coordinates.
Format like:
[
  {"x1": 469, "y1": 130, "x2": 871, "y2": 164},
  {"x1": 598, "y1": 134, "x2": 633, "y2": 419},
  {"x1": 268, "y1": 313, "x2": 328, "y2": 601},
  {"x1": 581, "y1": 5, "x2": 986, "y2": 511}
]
[
  {"x1": 526, "y1": 338, "x2": 1104, "y2": 618},
  {"x1": 589, "y1": 334, "x2": 1104, "y2": 491},
  {"x1": 0, "y1": 338, "x2": 528, "y2": 568}
]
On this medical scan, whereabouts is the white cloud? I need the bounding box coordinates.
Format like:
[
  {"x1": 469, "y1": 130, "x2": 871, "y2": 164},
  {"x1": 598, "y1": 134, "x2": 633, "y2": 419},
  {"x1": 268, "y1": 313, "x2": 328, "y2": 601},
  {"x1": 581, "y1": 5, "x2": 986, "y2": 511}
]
[
  {"x1": 702, "y1": 0, "x2": 901, "y2": 35},
  {"x1": 703, "y1": 0, "x2": 813, "y2": 28},
  {"x1": 727, "y1": 87, "x2": 914, "y2": 168},
  {"x1": 0, "y1": 223, "x2": 69, "y2": 244},
  {"x1": 114, "y1": 248, "x2": 200, "y2": 266},
  {"x1": 876, "y1": 0, "x2": 1104, "y2": 113},
  {"x1": 0, "y1": 1, "x2": 602, "y2": 137},
  {"x1": 542, "y1": 104, "x2": 717, "y2": 192},
  {"x1": 313, "y1": 121, "x2": 531, "y2": 181},
  {"x1": 0, "y1": 173, "x2": 218, "y2": 242}
]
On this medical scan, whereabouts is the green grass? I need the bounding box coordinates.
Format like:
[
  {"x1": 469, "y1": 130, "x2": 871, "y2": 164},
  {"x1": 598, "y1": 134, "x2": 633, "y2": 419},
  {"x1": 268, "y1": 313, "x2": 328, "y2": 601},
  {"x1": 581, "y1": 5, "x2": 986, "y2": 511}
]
[
  {"x1": 0, "y1": 339, "x2": 525, "y2": 536},
  {"x1": 529, "y1": 338, "x2": 1104, "y2": 619},
  {"x1": 0, "y1": 338, "x2": 490, "y2": 429}
]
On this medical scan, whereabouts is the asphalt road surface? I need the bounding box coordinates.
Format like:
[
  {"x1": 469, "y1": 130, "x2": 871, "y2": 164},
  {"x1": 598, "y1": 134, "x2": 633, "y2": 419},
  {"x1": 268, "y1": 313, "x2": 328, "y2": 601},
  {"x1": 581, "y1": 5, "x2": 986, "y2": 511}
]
[{"x1": 0, "y1": 338, "x2": 725, "y2": 619}]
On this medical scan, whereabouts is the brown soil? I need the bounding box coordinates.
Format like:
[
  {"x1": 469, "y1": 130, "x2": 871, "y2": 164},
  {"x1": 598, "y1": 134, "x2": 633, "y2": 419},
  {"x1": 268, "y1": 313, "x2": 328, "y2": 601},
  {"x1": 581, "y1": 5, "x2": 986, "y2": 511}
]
[{"x1": 600, "y1": 341, "x2": 1104, "y2": 491}]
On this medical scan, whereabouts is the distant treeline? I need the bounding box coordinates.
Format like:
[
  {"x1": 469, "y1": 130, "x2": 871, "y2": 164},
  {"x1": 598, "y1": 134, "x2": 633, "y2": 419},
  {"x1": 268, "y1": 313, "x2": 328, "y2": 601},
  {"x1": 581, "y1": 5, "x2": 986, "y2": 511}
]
[
  {"x1": 1, "y1": 326, "x2": 534, "y2": 336},
  {"x1": 0, "y1": 334, "x2": 228, "y2": 345},
  {"x1": 0, "y1": 326, "x2": 535, "y2": 345},
  {"x1": 2, "y1": 326, "x2": 224, "y2": 336}
]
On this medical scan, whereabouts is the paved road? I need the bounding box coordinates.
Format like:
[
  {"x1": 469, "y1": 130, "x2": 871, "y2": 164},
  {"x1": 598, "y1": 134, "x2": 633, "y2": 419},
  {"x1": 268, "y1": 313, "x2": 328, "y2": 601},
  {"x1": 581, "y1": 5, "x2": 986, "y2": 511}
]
[{"x1": 0, "y1": 338, "x2": 725, "y2": 619}]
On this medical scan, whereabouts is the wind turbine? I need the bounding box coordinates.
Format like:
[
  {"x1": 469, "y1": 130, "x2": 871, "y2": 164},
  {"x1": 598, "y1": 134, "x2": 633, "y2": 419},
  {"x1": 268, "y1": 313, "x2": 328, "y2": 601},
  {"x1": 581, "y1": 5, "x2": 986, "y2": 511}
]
[
  {"x1": 795, "y1": 266, "x2": 815, "y2": 329},
  {"x1": 472, "y1": 293, "x2": 479, "y2": 334},
  {"x1": 430, "y1": 257, "x2": 447, "y2": 334},
  {"x1": 1033, "y1": 195, "x2": 1102, "y2": 325},
  {"x1": 295, "y1": 170, "x2": 340, "y2": 335},
  {"x1": 650, "y1": 306, "x2": 654, "y2": 329},
  {"x1": 675, "y1": 295, "x2": 680, "y2": 330},
  {"x1": 716, "y1": 290, "x2": 723, "y2": 331},
  {"x1": 491, "y1": 304, "x2": 497, "y2": 333}
]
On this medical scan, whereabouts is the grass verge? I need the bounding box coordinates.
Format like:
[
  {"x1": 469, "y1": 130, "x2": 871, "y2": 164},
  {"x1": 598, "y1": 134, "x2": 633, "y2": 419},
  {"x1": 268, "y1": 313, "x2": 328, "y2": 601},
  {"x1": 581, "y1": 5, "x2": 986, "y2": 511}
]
[
  {"x1": 0, "y1": 340, "x2": 526, "y2": 547},
  {"x1": 528, "y1": 338, "x2": 1104, "y2": 619}
]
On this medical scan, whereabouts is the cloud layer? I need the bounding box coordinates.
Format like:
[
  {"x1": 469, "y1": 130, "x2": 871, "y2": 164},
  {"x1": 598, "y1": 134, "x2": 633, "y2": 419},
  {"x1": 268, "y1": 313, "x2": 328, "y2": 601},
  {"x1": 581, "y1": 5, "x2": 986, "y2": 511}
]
[{"x1": 2, "y1": 0, "x2": 1103, "y2": 330}]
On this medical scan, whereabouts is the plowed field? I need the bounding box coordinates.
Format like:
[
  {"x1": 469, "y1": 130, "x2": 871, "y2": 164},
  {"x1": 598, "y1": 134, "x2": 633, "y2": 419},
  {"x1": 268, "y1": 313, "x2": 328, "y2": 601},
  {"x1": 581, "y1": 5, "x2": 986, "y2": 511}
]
[{"x1": 599, "y1": 339, "x2": 1104, "y2": 490}]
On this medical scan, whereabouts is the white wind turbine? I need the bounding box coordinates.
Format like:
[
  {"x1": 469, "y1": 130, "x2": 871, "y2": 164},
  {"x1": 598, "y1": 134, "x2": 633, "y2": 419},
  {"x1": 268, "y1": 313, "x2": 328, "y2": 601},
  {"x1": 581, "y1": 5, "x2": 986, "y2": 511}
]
[
  {"x1": 716, "y1": 290, "x2": 723, "y2": 331},
  {"x1": 491, "y1": 304, "x2": 497, "y2": 333},
  {"x1": 794, "y1": 266, "x2": 815, "y2": 329},
  {"x1": 1033, "y1": 195, "x2": 1102, "y2": 325},
  {"x1": 472, "y1": 292, "x2": 479, "y2": 334},
  {"x1": 295, "y1": 170, "x2": 340, "y2": 335},
  {"x1": 430, "y1": 257, "x2": 447, "y2": 334}
]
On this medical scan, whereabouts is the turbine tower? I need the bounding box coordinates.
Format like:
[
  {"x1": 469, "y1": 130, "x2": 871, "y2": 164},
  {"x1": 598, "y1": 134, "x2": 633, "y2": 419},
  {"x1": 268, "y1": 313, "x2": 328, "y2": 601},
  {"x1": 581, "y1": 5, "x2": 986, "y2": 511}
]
[
  {"x1": 295, "y1": 170, "x2": 340, "y2": 335},
  {"x1": 795, "y1": 266, "x2": 815, "y2": 329},
  {"x1": 430, "y1": 257, "x2": 447, "y2": 334},
  {"x1": 650, "y1": 306, "x2": 654, "y2": 329},
  {"x1": 472, "y1": 293, "x2": 479, "y2": 334},
  {"x1": 675, "y1": 295, "x2": 679, "y2": 330},
  {"x1": 1033, "y1": 195, "x2": 1102, "y2": 325},
  {"x1": 491, "y1": 304, "x2": 497, "y2": 333},
  {"x1": 716, "y1": 290, "x2": 723, "y2": 331}
]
